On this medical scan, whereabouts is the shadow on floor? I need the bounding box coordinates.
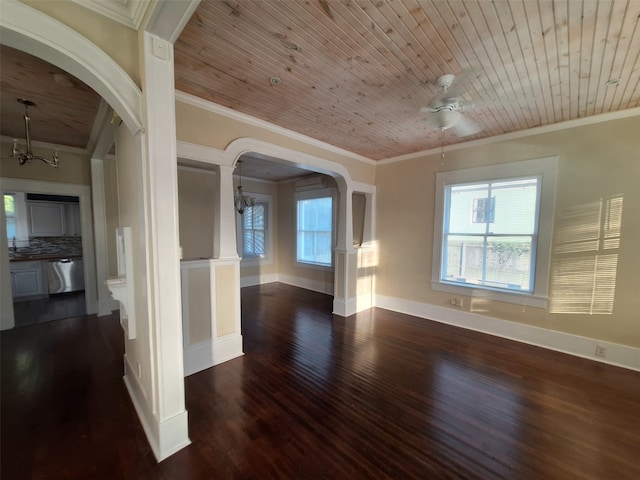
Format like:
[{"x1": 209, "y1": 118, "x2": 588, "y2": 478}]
[{"x1": 13, "y1": 292, "x2": 86, "y2": 328}]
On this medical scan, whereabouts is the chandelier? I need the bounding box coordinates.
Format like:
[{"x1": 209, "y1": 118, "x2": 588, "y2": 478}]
[
  {"x1": 234, "y1": 159, "x2": 255, "y2": 215},
  {"x1": 12, "y1": 98, "x2": 59, "y2": 168}
]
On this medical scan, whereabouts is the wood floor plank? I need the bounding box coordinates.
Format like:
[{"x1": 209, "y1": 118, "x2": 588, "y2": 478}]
[{"x1": 2, "y1": 282, "x2": 639, "y2": 479}]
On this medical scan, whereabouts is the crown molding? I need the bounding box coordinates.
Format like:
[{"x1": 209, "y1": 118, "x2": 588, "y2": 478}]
[
  {"x1": 175, "y1": 90, "x2": 377, "y2": 167},
  {"x1": 379, "y1": 107, "x2": 640, "y2": 166},
  {"x1": 71, "y1": 0, "x2": 149, "y2": 30}
]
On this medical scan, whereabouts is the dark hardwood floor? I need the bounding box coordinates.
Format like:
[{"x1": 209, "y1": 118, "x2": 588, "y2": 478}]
[{"x1": 2, "y1": 283, "x2": 639, "y2": 479}]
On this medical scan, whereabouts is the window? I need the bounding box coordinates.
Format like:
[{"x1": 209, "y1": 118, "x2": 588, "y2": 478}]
[
  {"x1": 296, "y1": 193, "x2": 333, "y2": 267},
  {"x1": 4, "y1": 194, "x2": 16, "y2": 240},
  {"x1": 433, "y1": 158, "x2": 558, "y2": 307},
  {"x1": 444, "y1": 177, "x2": 539, "y2": 292},
  {"x1": 237, "y1": 193, "x2": 272, "y2": 265},
  {"x1": 472, "y1": 196, "x2": 495, "y2": 223},
  {"x1": 242, "y1": 202, "x2": 267, "y2": 258}
]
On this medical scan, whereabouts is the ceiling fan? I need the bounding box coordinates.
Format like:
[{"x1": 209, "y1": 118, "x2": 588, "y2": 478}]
[{"x1": 421, "y1": 74, "x2": 481, "y2": 137}]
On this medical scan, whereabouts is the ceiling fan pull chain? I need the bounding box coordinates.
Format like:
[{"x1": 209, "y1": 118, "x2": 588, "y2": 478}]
[{"x1": 440, "y1": 128, "x2": 445, "y2": 166}]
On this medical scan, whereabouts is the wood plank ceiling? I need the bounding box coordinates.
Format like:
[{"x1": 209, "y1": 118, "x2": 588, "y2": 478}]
[
  {"x1": 174, "y1": 0, "x2": 640, "y2": 160},
  {"x1": 1, "y1": 1, "x2": 639, "y2": 165},
  {"x1": 0, "y1": 45, "x2": 101, "y2": 150}
]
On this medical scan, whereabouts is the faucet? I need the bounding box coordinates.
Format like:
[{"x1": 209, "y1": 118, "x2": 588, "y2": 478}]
[{"x1": 11, "y1": 236, "x2": 17, "y2": 252}]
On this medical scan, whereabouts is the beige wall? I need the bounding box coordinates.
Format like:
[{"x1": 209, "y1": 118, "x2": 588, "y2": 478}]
[
  {"x1": 1, "y1": 140, "x2": 91, "y2": 185},
  {"x1": 175, "y1": 101, "x2": 375, "y2": 185},
  {"x1": 176, "y1": 168, "x2": 336, "y2": 292},
  {"x1": 376, "y1": 115, "x2": 640, "y2": 348},
  {"x1": 177, "y1": 168, "x2": 215, "y2": 260},
  {"x1": 21, "y1": 0, "x2": 140, "y2": 86},
  {"x1": 276, "y1": 179, "x2": 335, "y2": 292},
  {"x1": 185, "y1": 266, "x2": 212, "y2": 344},
  {"x1": 114, "y1": 122, "x2": 152, "y2": 394}
]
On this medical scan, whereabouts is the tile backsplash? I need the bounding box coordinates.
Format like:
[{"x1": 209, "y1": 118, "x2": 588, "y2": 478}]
[{"x1": 9, "y1": 236, "x2": 83, "y2": 260}]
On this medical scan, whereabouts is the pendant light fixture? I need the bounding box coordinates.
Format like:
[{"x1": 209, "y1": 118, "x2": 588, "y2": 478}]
[
  {"x1": 12, "y1": 98, "x2": 59, "y2": 168},
  {"x1": 234, "y1": 159, "x2": 255, "y2": 215}
]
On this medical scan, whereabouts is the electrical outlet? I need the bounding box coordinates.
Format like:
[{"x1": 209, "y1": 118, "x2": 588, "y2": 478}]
[
  {"x1": 594, "y1": 344, "x2": 607, "y2": 357},
  {"x1": 455, "y1": 297, "x2": 463, "y2": 307}
]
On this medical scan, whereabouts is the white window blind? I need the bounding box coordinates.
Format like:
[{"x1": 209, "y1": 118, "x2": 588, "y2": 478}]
[{"x1": 242, "y1": 202, "x2": 266, "y2": 258}]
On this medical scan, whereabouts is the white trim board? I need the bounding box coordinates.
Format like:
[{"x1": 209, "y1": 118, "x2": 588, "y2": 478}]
[
  {"x1": 183, "y1": 334, "x2": 244, "y2": 377},
  {"x1": 240, "y1": 275, "x2": 333, "y2": 296},
  {"x1": 379, "y1": 107, "x2": 640, "y2": 165},
  {"x1": 123, "y1": 356, "x2": 191, "y2": 462},
  {"x1": 175, "y1": 91, "x2": 376, "y2": 166},
  {"x1": 240, "y1": 273, "x2": 278, "y2": 288},
  {"x1": 374, "y1": 295, "x2": 640, "y2": 372},
  {"x1": 277, "y1": 274, "x2": 334, "y2": 296}
]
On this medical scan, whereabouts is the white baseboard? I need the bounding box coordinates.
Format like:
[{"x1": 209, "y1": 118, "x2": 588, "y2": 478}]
[
  {"x1": 123, "y1": 355, "x2": 191, "y2": 462},
  {"x1": 0, "y1": 312, "x2": 15, "y2": 331},
  {"x1": 240, "y1": 275, "x2": 372, "y2": 318},
  {"x1": 240, "y1": 273, "x2": 278, "y2": 288},
  {"x1": 375, "y1": 294, "x2": 640, "y2": 372},
  {"x1": 277, "y1": 274, "x2": 333, "y2": 295},
  {"x1": 184, "y1": 333, "x2": 244, "y2": 376},
  {"x1": 333, "y1": 294, "x2": 373, "y2": 317}
]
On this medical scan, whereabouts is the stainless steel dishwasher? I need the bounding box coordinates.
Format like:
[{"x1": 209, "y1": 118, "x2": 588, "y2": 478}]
[{"x1": 48, "y1": 258, "x2": 84, "y2": 294}]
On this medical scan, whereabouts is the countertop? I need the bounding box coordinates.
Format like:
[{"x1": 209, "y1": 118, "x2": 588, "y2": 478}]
[
  {"x1": 8, "y1": 236, "x2": 83, "y2": 263},
  {"x1": 10, "y1": 253, "x2": 83, "y2": 262}
]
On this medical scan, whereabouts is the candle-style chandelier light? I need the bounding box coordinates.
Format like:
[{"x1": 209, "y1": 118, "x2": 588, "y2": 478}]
[{"x1": 12, "y1": 98, "x2": 59, "y2": 168}]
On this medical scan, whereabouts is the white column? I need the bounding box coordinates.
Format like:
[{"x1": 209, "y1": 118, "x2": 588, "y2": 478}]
[
  {"x1": 333, "y1": 185, "x2": 358, "y2": 316},
  {"x1": 213, "y1": 165, "x2": 239, "y2": 259},
  {"x1": 140, "y1": 31, "x2": 189, "y2": 460}
]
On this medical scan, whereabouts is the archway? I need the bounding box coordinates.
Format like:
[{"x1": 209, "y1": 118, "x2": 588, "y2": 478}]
[
  {"x1": 177, "y1": 137, "x2": 376, "y2": 318},
  {"x1": 0, "y1": 1, "x2": 143, "y2": 330},
  {"x1": 1, "y1": 1, "x2": 192, "y2": 462}
]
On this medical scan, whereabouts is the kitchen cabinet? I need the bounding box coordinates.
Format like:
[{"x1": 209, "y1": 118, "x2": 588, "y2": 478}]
[
  {"x1": 10, "y1": 261, "x2": 45, "y2": 300},
  {"x1": 27, "y1": 201, "x2": 65, "y2": 236},
  {"x1": 27, "y1": 201, "x2": 81, "y2": 236},
  {"x1": 64, "y1": 203, "x2": 81, "y2": 235}
]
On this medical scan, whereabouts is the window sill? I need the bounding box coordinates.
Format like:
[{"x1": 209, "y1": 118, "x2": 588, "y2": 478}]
[
  {"x1": 431, "y1": 281, "x2": 548, "y2": 309},
  {"x1": 296, "y1": 261, "x2": 333, "y2": 270}
]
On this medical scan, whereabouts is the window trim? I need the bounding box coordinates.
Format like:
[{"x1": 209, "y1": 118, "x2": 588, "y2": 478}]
[
  {"x1": 236, "y1": 193, "x2": 273, "y2": 267},
  {"x1": 432, "y1": 157, "x2": 558, "y2": 308},
  {"x1": 294, "y1": 187, "x2": 336, "y2": 269},
  {"x1": 5, "y1": 193, "x2": 16, "y2": 241},
  {"x1": 4, "y1": 192, "x2": 29, "y2": 244}
]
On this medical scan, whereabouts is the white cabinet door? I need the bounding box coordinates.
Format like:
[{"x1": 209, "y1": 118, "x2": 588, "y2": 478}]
[
  {"x1": 10, "y1": 261, "x2": 43, "y2": 298},
  {"x1": 64, "y1": 203, "x2": 81, "y2": 235},
  {"x1": 27, "y1": 202, "x2": 65, "y2": 236}
]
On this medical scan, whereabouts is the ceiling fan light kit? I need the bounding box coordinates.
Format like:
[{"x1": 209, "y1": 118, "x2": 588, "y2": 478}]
[
  {"x1": 11, "y1": 98, "x2": 59, "y2": 168},
  {"x1": 434, "y1": 110, "x2": 462, "y2": 131},
  {"x1": 421, "y1": 74, "x2": 480, "y2": 136}
]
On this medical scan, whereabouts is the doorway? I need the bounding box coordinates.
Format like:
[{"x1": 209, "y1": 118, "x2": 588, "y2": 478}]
[{"x1": 1, "y1": 177, "x2": 98, "y2": 330}]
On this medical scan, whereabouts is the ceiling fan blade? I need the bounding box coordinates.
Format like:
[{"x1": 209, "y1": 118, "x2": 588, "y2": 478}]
[{"x1": 453, "y1": 115, "x2": 481, "y2": 136}]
